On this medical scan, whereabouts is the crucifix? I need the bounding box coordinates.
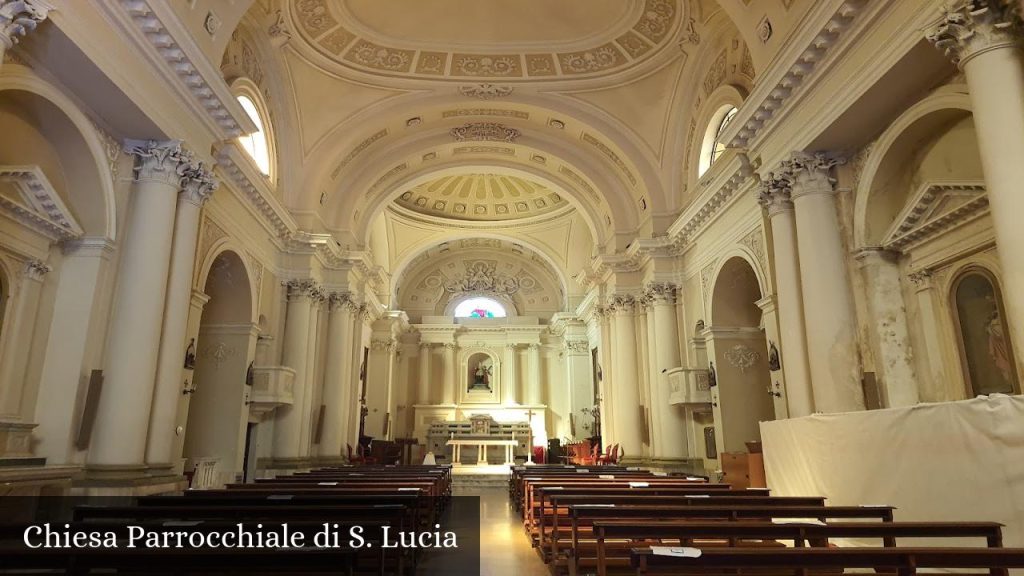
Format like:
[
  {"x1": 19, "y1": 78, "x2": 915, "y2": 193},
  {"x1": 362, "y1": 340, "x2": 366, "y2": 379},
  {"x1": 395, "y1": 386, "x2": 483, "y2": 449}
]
[{"x1": 525, "y1": 408, "x2": 536, "y2": 465}]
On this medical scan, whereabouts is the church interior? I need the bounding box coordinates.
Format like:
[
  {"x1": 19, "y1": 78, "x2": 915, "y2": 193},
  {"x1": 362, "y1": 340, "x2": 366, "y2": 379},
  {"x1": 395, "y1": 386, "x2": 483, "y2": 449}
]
[{"x1": 1, "y1": 0, "x2": 1023, "y2": 574}]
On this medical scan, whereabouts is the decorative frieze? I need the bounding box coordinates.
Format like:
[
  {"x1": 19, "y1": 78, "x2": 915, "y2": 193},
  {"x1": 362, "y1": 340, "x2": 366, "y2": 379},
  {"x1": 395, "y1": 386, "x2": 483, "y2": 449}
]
[
  {"x1": 564, "y1": 339, "x2": 590, "y2": 354},
  {"x1": 449, "y1": 122, "x2": 520, "y2": 143},
  {"x1": 458, "y1": 83, "x2": 513, "y2": 100}
]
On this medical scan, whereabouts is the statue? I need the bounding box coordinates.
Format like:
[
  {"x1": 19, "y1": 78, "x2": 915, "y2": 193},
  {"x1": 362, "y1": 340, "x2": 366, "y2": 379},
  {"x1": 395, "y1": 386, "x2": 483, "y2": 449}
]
[
  {"x1": 470, "y1": 362, "x2": 492, "y2": 390},
  {"x1": 768, "y1": 342, "x2": 781, "y2": 372},
  {"x1": 708, "y1": 361, "x2": 717, "y2": 387},
  {"x1": 183, "y1": 338, "x2": 196, "y2": 370}
]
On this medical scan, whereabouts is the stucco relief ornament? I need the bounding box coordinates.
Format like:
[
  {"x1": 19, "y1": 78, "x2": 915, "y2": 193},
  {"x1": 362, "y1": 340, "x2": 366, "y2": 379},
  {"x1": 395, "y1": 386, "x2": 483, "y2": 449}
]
[
  {"x1": 0, "y1": 0, "x2": 53, "y2": 50},
  {"x1": 724, "y1": 344, "x2": 760, "y2": 373},
  {"x1": 458, "y1": 83, "x2": 513, "y2": 100},
  {"x1": 565, "y1": 340, "x2": 589, "y2": 354},
  {"x1": 124, "y1": 139, "x2": 194, "y2": 186},
  {"x1": 785, "y1": 152, "x2": 844, "y2": 196},
  {"x1": 180, "y1": 162, "x2": 219, "y2": 205},
  {"x1": 444, "y1": 261, "x2": 520, "y2": 297},
  {"x1": 450, "y1": 122, "x2": 520, "y2": 143},
  {"x1": 645, "y1": 282, "x2": 678, "y2": 305},
  {"x1": 926, "y1": 1, "x2": 1020, "y2": 66},
  {"x1": 756, "y1": 170, "x2": 794, "y2": 215}
]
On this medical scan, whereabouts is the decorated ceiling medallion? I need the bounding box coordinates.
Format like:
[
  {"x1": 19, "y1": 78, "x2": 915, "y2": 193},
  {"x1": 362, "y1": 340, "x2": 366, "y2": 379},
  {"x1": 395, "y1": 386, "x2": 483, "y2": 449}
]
[
  {"x1": 291, "y1": 0, "x2": 680, "y2": 81},
  {"x1": 450, "y1": 122, "x2": 520, "y2": 143}
]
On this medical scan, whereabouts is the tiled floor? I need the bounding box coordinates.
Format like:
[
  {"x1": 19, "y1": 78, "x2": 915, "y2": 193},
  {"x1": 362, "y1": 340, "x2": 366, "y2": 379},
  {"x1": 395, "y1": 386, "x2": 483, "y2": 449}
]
[{"x1": 462, "y1": 485, "x2": 550, "y2": 576}]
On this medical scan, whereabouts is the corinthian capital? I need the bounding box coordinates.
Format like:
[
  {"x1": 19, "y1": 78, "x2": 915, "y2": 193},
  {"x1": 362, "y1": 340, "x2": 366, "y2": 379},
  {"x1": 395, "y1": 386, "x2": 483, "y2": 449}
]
[
  {"x1": 0, "y1": 0, "x2": 53, "y2": 50},
  {"x1": 606, "y1": 293, "x2": 636, "y2": 314},
  {"x1": 124, "y1": 139, "x2": 194, "y2": 188},
  {"x1": 926, "y1": 1, "x2": 1020, "y2": 67},
  {"x1": 644, "y1": 282, "x2": 678, "y2": 306},
  {"x1": 284, "y1": 278, "x2": 320, "y2": 301},
  {"x1": 757, "y1": 170, "x2": 794, "y2": 215},
  {"x1": 329, "y1": 291, "x2": 357, "y2": 312},
  {"x1": 784, "y1": 152, "x2": 844, "y2": 198},
  {"x1": 180, "y1": 162, "x2": 218, "y2": 206}
]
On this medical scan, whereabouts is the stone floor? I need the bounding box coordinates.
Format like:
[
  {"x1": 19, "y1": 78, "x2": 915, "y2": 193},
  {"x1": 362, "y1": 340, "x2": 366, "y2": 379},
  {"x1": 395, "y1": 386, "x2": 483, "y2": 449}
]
[{"x1": 461, "y1": 485, "x2": 550, "y2": 576}]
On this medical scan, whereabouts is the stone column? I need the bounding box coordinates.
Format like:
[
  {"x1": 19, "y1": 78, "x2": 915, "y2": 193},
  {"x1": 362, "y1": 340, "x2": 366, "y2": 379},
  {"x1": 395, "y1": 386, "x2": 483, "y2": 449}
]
[
  {"x1": 788, "y1": 152, "x2": 865, "y2": 413},
  {"x1": 0, "y1": 0, "x2": 52, "y2": 65},
  {"x1": 0, "y1": 259, "x2": 49, "y2": 419},
  {"x1": 609, "y1": 295, "x2": 642, "y2": 457},
  {"x1": 271, "y1": 279, "x2": 317, "y2": 460},
  {"x1": 417, "y1": 342, "x2": 432, "y2": 405},
  {"x1": 928, "y1": 2, "x2": 1024, "y2": 376},
  {"x1": 856, "y1": 248, "x2": 920, "y2": 407},
  {"x1": 646, "y1": 283, "x2": 688, "y2": 460},
  {"x1": 300, "y1": 292, "x2": 324, "y2": 455},
  {"x1": 526, "y1": 343, "x2": 543, "y2": 405},
  {"x1": 757, "y1": 174, "x2": 815, "y2": 417},
  {"x1": 442, "y1": 343, "x2": 456, "y2": 404},
  {"x1": 502, "y1": 344, "x2": 518, "y2": 405},
  {"x1": 87, "y1": 140, "x2": 192, "y2": 471},
  {"x1": 319, "y1": 292, "x2": 355, "y2": 459},
  {"x1": 908, "y1": 270, "x2": 950, "y2": 399},
  {"x1": 146, "y1": 164, "x2": 217, "y2": 470}
]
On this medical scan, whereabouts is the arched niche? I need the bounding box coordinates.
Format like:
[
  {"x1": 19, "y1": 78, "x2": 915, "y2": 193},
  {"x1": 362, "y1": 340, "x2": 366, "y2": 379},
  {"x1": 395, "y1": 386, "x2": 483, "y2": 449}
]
[
  {"x1": 183, "y1": 249, "x2": 257, "y2": 487},
  {"x1": 460, "y1": 348, "x2": 500, "y2": 405},
  {"x1": 707, "y1": 255, "x2": 774, "y2": 454},
  {"x1": 0, "y1": 69, "x2": 115, "y2": 240},
  {"x1": 950, "y1": 266, "x2": 1019, "y2": 397}
]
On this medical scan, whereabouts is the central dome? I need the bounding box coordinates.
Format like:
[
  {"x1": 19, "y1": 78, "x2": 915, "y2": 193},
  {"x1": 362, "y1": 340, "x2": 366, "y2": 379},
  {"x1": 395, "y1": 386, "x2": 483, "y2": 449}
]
[{"x1": 394, "y1": 174, "x2": 570, "y2": 221}]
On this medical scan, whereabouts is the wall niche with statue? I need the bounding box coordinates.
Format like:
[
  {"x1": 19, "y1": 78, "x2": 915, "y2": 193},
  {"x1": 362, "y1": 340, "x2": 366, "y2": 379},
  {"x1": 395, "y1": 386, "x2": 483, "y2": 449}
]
[{"x1": 461, "y1": 350, "x2": 500, "y2": 404}]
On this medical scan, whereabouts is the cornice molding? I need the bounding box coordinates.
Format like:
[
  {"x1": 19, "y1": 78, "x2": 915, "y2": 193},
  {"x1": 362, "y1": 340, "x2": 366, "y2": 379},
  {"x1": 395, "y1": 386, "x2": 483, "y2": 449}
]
[
  {"x1": 110, "y1": 0, "x2": 256, "y2": 141},
  {"x1": 215, "y1": 144, "x2": 295, "y2": 239},
  {"x1": 722, "y1": 0, "x2": 868, "y2": 150},
  {"x1": 882, "y1": 181, "x2": 989, "y2": 252},
  {"x1": 0, "y1": 164, "x2": 83, "y2": 242}
]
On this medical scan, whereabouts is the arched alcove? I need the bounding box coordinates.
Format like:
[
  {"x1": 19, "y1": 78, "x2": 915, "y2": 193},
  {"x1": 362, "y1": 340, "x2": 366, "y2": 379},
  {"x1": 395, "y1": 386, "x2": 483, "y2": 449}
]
[
  {"x1": 183, "y1": 249, "x2": 257, "y2": 487},
  {"x1": 708, "y1": 256, "x2": 774, "y2": 454}
]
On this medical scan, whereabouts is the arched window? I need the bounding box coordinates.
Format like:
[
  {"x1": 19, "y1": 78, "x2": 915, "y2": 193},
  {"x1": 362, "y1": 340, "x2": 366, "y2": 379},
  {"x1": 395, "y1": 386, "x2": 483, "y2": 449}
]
[
  {"x1": 454, "y1": 297, "x2": 507, "y2": 319},
  {"x1": 952, "y1": 269, "x2": 1019, "y2": 396},
  {"x1": 236, "y1": 95, "x2": 271, "y2": 175},
  {"x1": 698, "y1": 105, "x2": 738, "y2": 177}
]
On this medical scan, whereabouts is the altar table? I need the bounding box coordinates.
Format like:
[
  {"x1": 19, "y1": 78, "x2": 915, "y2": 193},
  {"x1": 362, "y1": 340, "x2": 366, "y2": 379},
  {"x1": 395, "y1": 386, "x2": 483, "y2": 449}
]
[{"x1": 446, "y1": 438, "x2": 518, "y2": 466}]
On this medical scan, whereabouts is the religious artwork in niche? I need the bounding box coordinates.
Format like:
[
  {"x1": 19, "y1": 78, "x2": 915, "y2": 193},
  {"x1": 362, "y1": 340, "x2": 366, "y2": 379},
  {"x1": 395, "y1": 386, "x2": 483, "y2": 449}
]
[
  {"x1": 767, "y1": 342, "x2": 781, "y2": 372},
  {"x1": 183, "y1": 338, "x2": 197, "y2": 370},
  {"x1": 467, "y1": 352, "x2": 494, "y2": 392},
  {"x1": 454, "y1": 296, "x2": 507, "y2": 318},
  {"x1": 953, "y1": 271, "x2": 1019, "y2": 396}
]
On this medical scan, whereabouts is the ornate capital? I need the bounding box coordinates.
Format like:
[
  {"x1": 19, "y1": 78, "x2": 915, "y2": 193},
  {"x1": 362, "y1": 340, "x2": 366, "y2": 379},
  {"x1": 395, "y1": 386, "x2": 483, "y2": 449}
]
[
  {"x1": 180, "y1": 162, "x2": 218, "y2": 205},
  {"x1": 443, "y1": 342, "x2": 458, "y2": 351},
  {"x1": 284, "y1": 278, "x2": 320, "y2": 301},
  {"x1": 926, "y1": 1, "x2": 1020, "y2": 67},
  {"x1": 528, "y1": 343, "x2": 541, "y2": 351},
  {"x1": 0, "y1": 0, "x2": 53, "y2": 51},
  {"x1": 124, "y1": 139, "x2": 193, "y2": 188},
  {"x1": 607, "y1": 293, "x2": 637, "y2": 314},
  {"x1": 644, "y1": 282, "x2": 678, "y2": 306},
  {"x1": 564, "y1": 339, "x2": 590, "y2": 354},
  {"x1": 328, "y1": 291, "x2": 357, "y2": 312},
  {"x1": 370, "y1": 338, "x2": 396, "y2": 352},
  {"x1": 785, "y1": 152, "x2": 844, "y2": 199},
  {"x1": 908, "y1": 269, "x2": 935, "y2": 288},
  {"x1": 419, "y1": 341, "x2": 432, "y2": 350},
  {"x1": 757, "y1": 170, "x2": 794, "y2": 215},
  {"x1": 506, "y1": 343, "x2": 518, "y2": 350},
  {"x1": 23, "y1": 257, "x2": 50, "y2": 281}
]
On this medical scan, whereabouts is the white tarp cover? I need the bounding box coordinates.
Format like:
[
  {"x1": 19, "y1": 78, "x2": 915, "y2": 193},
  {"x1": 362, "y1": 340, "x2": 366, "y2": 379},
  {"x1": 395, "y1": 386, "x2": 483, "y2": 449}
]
[{"x1": 760, "y1": 394, "x2": 1024, "y2": 549}]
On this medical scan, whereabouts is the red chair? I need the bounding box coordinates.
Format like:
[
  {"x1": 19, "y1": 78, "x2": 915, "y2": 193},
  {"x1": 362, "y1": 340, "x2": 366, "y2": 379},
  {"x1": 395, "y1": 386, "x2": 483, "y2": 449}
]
[
  {"x1": 580, "y1": 444, "x2": 600, "y2": 466},
  {"x1": 597, "y1": 443, "x2": 621, "y2": 465},
  {"x1": 347, "y1": 443, "x2": 378, "y2": 465}
]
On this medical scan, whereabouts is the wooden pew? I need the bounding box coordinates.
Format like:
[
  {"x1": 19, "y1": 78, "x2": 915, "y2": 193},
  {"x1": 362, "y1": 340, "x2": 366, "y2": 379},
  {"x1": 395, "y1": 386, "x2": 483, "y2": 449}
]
[
  {"x1": 584, "y1": 521, "x2": 1005, "y2": 576},
  {"x1": 630, "y1": 546, "x2": 1024, "y2": 576}
]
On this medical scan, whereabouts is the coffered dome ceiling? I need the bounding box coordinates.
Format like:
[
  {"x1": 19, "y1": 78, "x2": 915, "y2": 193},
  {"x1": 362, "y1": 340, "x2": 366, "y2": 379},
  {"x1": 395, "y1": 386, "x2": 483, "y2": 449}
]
[
  {"x1": 290, "y1": 0, "x2": 680, "y2": 81},
  {"x1": 393, "y1": 173, "x2": 571, "y2": 222}
]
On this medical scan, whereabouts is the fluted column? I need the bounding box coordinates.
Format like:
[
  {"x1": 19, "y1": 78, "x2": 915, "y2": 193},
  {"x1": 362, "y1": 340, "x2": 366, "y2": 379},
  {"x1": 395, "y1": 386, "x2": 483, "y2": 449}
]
[
  {"x1": 609, "y1": 295, "x2": 642, "y2": 457},
  {"x1": 0, "y1": 0, "x2": 52, "y2": 65},
  {"x1": 502, "y1": 343, "x2": 518, "y2": 405},
  {"x1": 526, "y1": 343, "x2": 542, "y2": 405},
  {"x1": 272, "y1": 279, "x2": 318, "y2": 460},
  {"x1": 417, "y1": 342, "x2": 432, "y2": 405},
  {"x1": 87, "y1": 140, "x2": 192, "y2": 470},
  {"x1": 442, "y1": 342, "x2": 457, "y2": 404},
  {"x1": 758, "y1": 175, "x2": 814, "y2": 417},
  {"x1": 856, "y1": 248, "x2": 920, "y2": 407},
  {"x1": 146, "y1": 164, "x2": 217, "y2": 468},
  {"x1": 928, "y1": 2, "x2": 1024, "y2": 376},
  {"x1": 646, "y1": 283, "x2": 688, "y2": 459},
  {"x1": 788, "y1": 152, "x2": 865, "y2": 413},
  {"x1": 320, "y1": 292, "x2": 355, "y2": 458},
  {"x1": 0, "y1": 259, "x2": 49, "y2": 419}
]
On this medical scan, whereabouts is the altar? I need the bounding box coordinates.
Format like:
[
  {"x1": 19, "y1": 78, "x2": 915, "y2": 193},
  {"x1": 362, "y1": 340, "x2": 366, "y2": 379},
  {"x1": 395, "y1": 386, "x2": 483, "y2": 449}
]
[{"x1": 447, "y1": 438, "x2": 518, "y2": 466}]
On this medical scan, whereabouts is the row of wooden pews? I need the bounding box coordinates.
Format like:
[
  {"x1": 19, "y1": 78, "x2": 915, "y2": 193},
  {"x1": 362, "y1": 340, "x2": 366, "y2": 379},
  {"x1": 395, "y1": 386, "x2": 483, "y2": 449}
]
[
  {"x1": 0, "y1": 464, "x2": 452, "y2": 575},
  {"x1": 510, "y1": 464, "x2": 1024, "y2": 576}
]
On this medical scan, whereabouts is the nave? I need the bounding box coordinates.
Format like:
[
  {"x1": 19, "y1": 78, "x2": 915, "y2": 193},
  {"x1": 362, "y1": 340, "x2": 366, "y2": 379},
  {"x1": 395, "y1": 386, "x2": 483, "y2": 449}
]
[{"x1": 3, "y1": 462, "x2": 1024, "y2": 575}]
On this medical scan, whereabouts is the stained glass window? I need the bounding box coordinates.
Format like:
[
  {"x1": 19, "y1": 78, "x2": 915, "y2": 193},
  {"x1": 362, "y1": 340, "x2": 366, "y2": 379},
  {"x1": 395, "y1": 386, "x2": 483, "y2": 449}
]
[{"x1": 454, "y1": 297, "x2": 507, "y2": 318}]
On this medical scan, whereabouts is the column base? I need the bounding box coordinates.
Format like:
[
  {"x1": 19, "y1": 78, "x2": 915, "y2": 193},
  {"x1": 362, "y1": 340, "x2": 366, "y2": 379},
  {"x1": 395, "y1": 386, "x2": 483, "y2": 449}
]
[
  {"x1": 0, "y1": 420, "x2": 38, "y2": 459},
  {"x1": 76, "y1": 464, "x2": 186, "y2": 496}
]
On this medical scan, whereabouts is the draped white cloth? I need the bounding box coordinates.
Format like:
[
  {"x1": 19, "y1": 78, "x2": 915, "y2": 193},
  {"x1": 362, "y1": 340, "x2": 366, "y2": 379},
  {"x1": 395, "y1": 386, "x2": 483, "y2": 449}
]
[{"x1": 760, "y1": 394, "x2": 1024, "y2": 549}]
